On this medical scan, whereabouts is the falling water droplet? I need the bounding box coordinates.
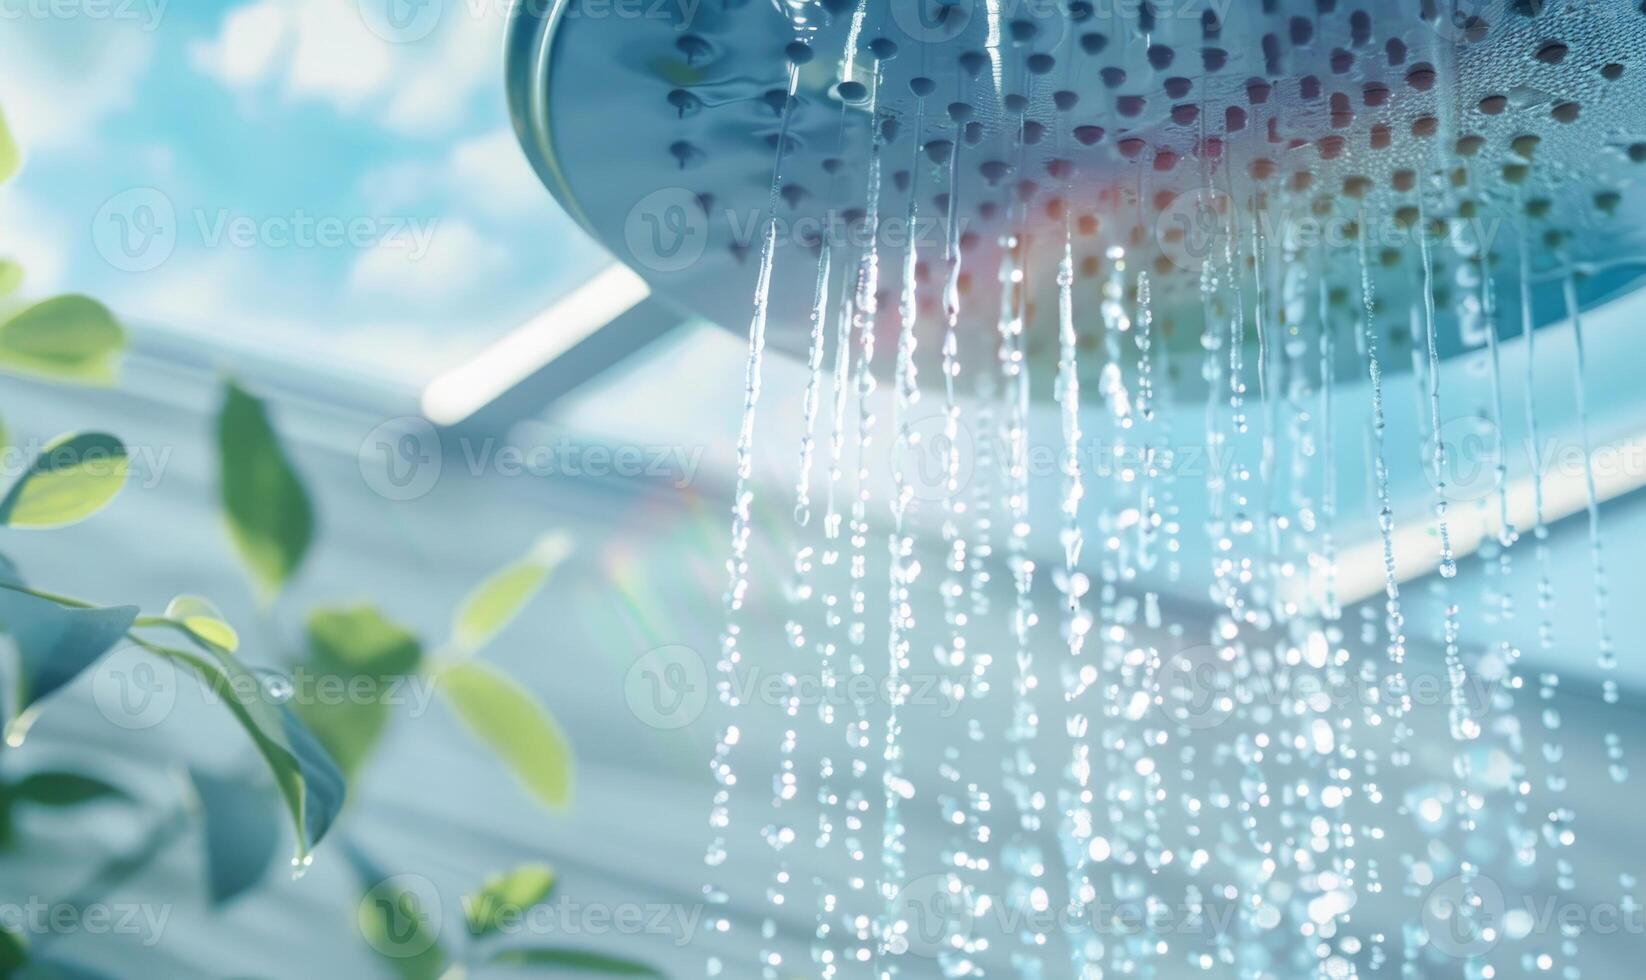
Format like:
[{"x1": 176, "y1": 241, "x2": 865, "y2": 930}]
[
  {"x1": 1415, "y1": 203, "x2": 1457, "y2": 579},
  {"x1": 704, "y1": 42, "x2": 804, "y2": 977},
  {"x1": 1318, "y1": 262, "x2": 1341, "y2": 621},
  {"x1": 1518, "y1": 226, "x2": 1556, "y2": 654},
  {"x1": 794, "y1": 247, "x2": 834, "y2": 528},
  {"x1": 1356, "y1": 212, "x2": 1409, "y2": 720},
  {"x1": 1561, "y1": 268, "x2": 1626, "y2": 786}
]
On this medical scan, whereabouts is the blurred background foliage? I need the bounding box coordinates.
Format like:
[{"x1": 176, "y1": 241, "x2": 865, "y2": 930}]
[{"x1": 0, "y1": 102, "x2": 656, "y2": 978}]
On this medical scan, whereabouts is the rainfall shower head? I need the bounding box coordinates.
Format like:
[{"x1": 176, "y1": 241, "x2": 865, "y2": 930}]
[
  {"x1": 508, "y1": 0, "x2": 1646, "y2": 390},
  {"x1": 506, "y1": 6, "x2": 1646, "y2": 975}
]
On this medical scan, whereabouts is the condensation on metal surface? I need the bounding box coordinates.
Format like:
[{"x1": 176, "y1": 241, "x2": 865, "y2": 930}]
[{"x1": 511, "y1": 0, "x2": 1646, "y2": 388}]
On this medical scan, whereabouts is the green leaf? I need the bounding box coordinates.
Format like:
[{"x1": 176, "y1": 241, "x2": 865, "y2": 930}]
[
  {"x1": 189, "y1": 768, "x2": 279, "y2": 905},
  {"x1": 0, "y1": 587, "x2": 137, "y2": 744},
  {"x1": 346, "y1": 846, "x2": 447, "y2": 980},
  {"x1": 162, "y1": 595, "x2": 240, "y2": 653},
  {"x1": 438, "y1": 661, "x2": 572, "y2": 810},
  {"x1": 292, "y1": 697, "x2": 386, "y2": 787},
  {"x1": 308, "y1": 606, "x2": 421, "y2": 676},
  {"x1": 0, "y1": 106, "x2": 17, "y2": 185},
  {"x1": 452, "y1": 534, "x2": 570, "y2": 654},
  {"x1": 485, "y1": 948, "x2": 660, "y2": 975},
  {"x1": 0, "y1": 296, "x2": 125, "y2": 385},
  {"x1": 0, "y1": 433, "x2": 128, "y2": 529},
  {"x1": 297, "y1": 606, "x2": 423, "y2": 781},
  {"x1": 0, "y1": 924, "x2": 24, "y2": 974},
  {"x1": 464, "y1": 864, "x2": 556, "y2": 938},
  {"x1": 9, "y1": 772, "x2": 125, "y2": 807},
  {"x1": 16, "y1": 963, "x2": 119, "y2": 980},
  {"x1": 149, "y1": 641, "x2": 344, "y2": 864},
  {"x1": 0, "y1": 261, "x2": 21, "y2": 299},
  {"x1": 216, "y1": 381, "x2": 313, "y2": 600}
]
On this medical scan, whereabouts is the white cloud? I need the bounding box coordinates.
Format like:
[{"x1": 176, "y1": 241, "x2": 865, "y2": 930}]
[
  {"x1": 448, "y1": 129, "x2": 549, "y2": 220},
  {"x1": 100, "y1": 240, "x2": 501, "y2": 384},
  {"x1": 0, "y1": 21, "x2": 155, "y2": 154},
  {"x1": 0, "y1": 193, "x2": 68, "y2": 295},
  {"x1": 352, "y1": 127, "x2": 553, "y2": 224},
  {"x1": 187, "y1": 1, "x2": 289, "y2": 87},
  {"x1": 380, "y1": 11, "x2": 496, "y2": 134},
  {"x1": 348, "y1": 219, "x2": 506, "y2": 302},
  {"x1": 285, "y1": 0, "x2": 395, "y2": 107},
  {"x1": 190, "y1": 0, "x2": 501, "y2": 135},
  {"x1": 357, "y1": 128, "x2": 542, "y2": 212},
  {"x1": 353, "y1": 158, "x2": 442, "y2": 214}
]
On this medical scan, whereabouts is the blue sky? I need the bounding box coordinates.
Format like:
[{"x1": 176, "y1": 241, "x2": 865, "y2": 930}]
[{"x1": 0, "y1": 0, "x2": 613, "y2": 385}]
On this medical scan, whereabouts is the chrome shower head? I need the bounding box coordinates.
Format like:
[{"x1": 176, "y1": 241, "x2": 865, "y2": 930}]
[{"x1": 508, "y1": 0, "x2": 1646, "y2": 392}]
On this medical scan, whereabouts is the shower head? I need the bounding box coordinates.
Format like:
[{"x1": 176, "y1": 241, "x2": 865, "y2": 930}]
[{"x1": 508, "y1": 0, "x2": 1646, "y2": 391}]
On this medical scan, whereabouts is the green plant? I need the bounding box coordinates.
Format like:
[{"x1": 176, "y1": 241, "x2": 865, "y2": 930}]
[
  {"x1": 355, "y1": 860, "x2": 662, "y2": 979},
  {"x1": 0, "y1": 103, "x2": 343, "y2": 973},
  {"x1": 0, "y1": 103, "x2": 653, "y2": 977}
]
